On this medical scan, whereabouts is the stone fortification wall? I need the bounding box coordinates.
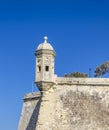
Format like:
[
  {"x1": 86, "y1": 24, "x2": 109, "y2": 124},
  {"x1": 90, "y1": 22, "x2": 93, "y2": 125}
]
[
  {"x1": 18, "y1": 78, "x2": 109, "y2": 130},
  {"x1": 36, "y1": 78, "x2": 109, "y2": 130},
  {"x1": 18, "y1": 92, "x2": 41, "y2": 130}
]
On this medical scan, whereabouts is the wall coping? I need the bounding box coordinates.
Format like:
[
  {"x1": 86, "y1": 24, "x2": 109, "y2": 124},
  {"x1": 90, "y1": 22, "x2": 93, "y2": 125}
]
[{"x1": 56, "y1": 77, "x2": 109, "y2": 86}]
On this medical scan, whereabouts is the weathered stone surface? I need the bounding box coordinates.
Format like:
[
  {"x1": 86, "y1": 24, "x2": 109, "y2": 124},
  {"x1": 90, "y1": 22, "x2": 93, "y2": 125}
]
[
  {"x1": 18, "y1": 78, "x2": 109, "y2": 130},
  {"x1": 34, "y1": 78, "x2": 109, "y2": 130},
  {"x1": 18, "y1": 92, "x2": 41, "y2": 130}
]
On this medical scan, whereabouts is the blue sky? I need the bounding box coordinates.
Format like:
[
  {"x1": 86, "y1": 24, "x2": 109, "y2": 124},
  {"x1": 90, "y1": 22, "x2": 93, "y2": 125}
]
[{"x1": 0, "y1": 0, "x2": 109, "y2": 129}]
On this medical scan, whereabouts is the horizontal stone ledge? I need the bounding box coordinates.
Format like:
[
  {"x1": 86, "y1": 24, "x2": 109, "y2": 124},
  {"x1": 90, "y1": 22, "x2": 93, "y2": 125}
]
[
  {"x1": 24, "y1": 92, "x2": 41, "y2": 102},
  {"x1": 57, "y1": 83, "x2": 109, "y2": 86}
]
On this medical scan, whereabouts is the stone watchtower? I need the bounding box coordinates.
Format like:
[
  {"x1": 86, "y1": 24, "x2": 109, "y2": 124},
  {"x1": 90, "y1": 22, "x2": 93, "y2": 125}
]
[
  {"x1": 18, "y1": 37, "x2": 56, "y2": 130},
  {"x1": 35, "y1": 36, "x2": 56, "y2": 91}
]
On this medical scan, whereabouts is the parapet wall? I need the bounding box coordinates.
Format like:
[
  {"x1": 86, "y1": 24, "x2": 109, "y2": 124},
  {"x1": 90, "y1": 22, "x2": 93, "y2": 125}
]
[{"x1": 56, "y1": 77, "x2": 109, "y2": 86}]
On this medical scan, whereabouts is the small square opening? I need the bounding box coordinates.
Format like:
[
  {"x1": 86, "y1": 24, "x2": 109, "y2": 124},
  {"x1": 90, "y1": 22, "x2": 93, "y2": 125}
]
[{"x1": 45, "y1": 66, "x2": 49, "y2": 71}]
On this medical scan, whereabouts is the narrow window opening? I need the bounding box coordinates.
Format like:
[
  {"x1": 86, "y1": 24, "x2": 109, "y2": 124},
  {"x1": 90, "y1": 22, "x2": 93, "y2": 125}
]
[
  {"x1": 45, "y1": 66, "x2": 49, "y2": 71},
  {"x1": 38, "y1": 66, "x2": 41, "y2": 72}
]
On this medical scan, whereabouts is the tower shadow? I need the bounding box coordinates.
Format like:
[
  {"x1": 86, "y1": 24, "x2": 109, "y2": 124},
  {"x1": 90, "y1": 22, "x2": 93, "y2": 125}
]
[{"x1": 26, "y1": 95, "x2": 42, "y2": 130}]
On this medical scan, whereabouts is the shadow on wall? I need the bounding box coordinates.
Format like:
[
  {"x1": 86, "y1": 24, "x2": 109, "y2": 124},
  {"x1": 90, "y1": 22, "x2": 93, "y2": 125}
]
[{"x1": 26, "y1": 96, "x2": 42, "y2": 130}]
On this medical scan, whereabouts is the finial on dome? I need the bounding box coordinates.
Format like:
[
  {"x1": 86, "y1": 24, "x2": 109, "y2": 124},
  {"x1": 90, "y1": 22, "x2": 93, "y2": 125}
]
[{"x1": 44, "y1": 36, "x2": 48, "y2": 43}]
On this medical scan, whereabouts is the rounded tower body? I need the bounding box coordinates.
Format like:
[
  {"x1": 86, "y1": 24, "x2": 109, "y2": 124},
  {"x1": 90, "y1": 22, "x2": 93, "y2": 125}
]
[{"x1": 35, "y1": 36, "x2": 56, "y2": 91}]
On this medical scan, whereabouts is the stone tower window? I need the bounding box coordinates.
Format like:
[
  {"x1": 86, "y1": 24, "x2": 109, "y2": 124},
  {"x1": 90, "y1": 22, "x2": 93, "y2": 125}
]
[
  {"x1": 38, "y1": 66, "x2": 41, "y2": 72},
  {"x1": 45, "y1": 66, "x2": 49, "y2": 71}
]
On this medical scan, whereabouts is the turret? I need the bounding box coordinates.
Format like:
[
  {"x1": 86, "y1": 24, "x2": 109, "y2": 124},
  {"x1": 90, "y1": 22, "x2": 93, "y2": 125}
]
[{"x1": 35, "y1": 36, "x2": 56, "y2": 91}]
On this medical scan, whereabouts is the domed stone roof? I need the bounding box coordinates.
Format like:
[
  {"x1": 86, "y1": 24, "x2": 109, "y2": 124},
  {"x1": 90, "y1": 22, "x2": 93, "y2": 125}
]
[{"x1": 37, "y1": 36, "x2": 54, "y2": 51}]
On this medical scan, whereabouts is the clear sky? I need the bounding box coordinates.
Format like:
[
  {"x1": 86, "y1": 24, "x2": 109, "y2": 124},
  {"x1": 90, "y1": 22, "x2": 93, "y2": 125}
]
[{"x1": 0, "y1": 0, "x2": 109, "y2": 129}]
